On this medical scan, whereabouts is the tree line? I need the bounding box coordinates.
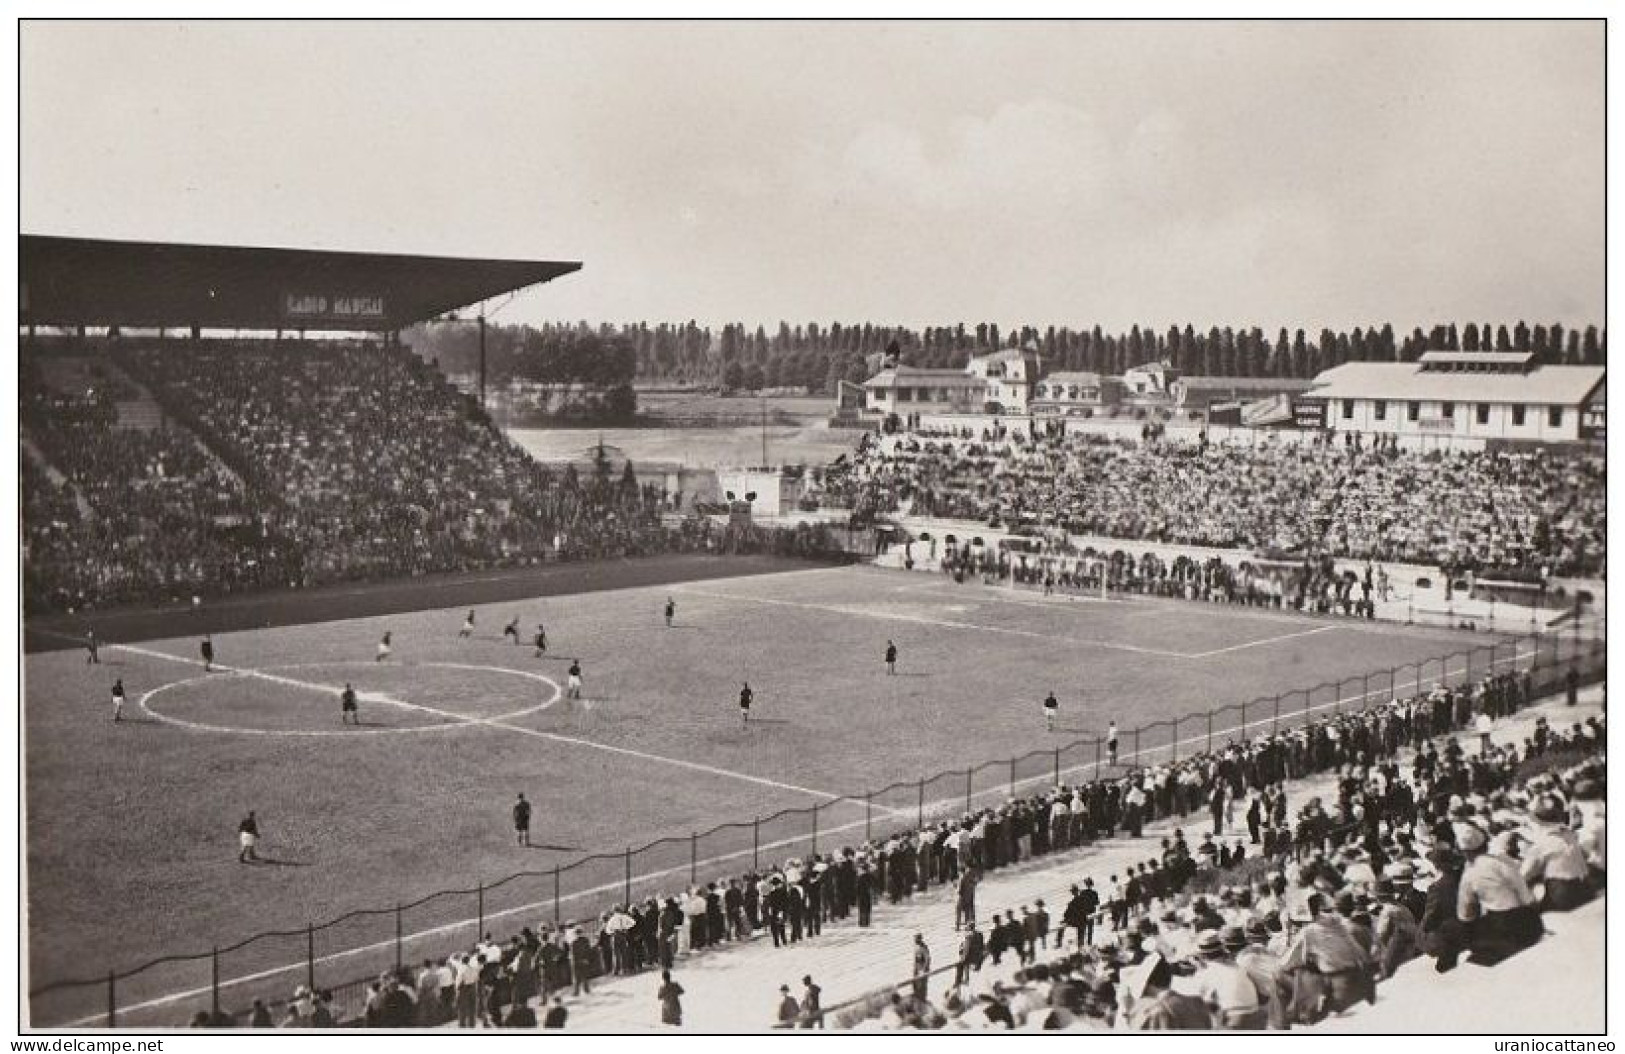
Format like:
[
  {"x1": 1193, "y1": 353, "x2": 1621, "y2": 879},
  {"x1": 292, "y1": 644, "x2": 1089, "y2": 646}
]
[{"x1": 408, "y1": 319, "x2": 1605, "y2": 396}]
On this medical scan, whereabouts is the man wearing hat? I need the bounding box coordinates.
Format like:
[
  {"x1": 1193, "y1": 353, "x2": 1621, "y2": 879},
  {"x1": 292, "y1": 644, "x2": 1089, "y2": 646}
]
[
  {"x1": 1522, "y1": 794, "x2": 1594, "y2": 911},
  {"x1": 1280, "y1": 894, "x2": 1374, "y2": 1020},
  {"x1": 1122, "y1": 953, "x2": 1211, "y2": 1030},
  {"x1": 1385, "y1": 861, "x2": 1428, "y2": 922},
  {"x1": 1455, "y1": 821, "x2": 1542, "y2": 965},
  {"x1": 773, "y1": 984, "x2": 800, "y2": 1028},
  {"x1": 956, "y1": 920, "x2": 985, "y2": 986},
  {"x1": 1235, "y1": 917, "x2": 1290, "y2": 1030},
  {"x1": 1193, "y1": 926, "x2": 1266, "y2": 1029},
  {"x1": 1371, "y1": 879, "x2": 1421, "y2": 979}
]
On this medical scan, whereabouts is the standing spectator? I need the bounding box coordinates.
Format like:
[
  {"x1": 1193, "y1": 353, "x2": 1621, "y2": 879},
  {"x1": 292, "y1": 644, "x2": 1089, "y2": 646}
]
[
  {"x1": 798, "y1": 975, "x2": 823, "y2": 1029},
  {"x1": 657, "y1": 969, "x2": 684, "y2": 1026},
  {"x1": 773, "y1": 984, "x2": 799, "y2": 1028},
  {"x1": 911, "y1": 933, "x2": 931, "y2": 1000}
]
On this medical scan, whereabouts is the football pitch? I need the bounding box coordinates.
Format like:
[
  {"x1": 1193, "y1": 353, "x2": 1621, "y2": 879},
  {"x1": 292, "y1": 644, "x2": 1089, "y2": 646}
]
[{"x1": 24, "y1": 562, "x2": 1544, "y2": 1025}]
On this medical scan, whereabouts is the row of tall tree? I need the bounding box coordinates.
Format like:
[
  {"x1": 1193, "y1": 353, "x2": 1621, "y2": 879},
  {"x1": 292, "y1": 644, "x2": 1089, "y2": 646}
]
[{"x1": 409, "y1": 319, "x2": 1605, "y2": 395}]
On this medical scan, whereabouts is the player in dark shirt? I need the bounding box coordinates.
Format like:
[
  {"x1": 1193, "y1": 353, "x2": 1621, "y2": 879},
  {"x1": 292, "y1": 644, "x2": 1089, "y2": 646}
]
[
  {"x1": 1044, "y1": 692, "x2": 1059, "y2": 732},
  {"x1": 513, "y1": 793, "x2": 532, "y2": 847},
  {"x1": 739, "y1": 683, "x2": 753, "y2": 727},
  {"x1": 200, "y1": 635, "x2": 215, "y2": 672},
  {"x1": 504, "y1": 617, "x2": 521, "y2": 645},
  {"x1": 566, "y1": 660, "x2": 582, "y2": 699},
  {"x1": 238, "y1": 811, "x2": 260, "y2": 863},
  {"x1": 341, "y1": 683, "x2": 358, "y2": 725},
  {"x1": 884, "y1": 640, "x2": 897, "y2": 675},
  {"x1": 534, "y1": 625, "x2": 548, "y2": 657},
  {"x1": 665, "y1": 598, "x2": 676, "y2": 628},
  {"x1": 111, "y1": 678, "x2": 126, "y2": 722}
]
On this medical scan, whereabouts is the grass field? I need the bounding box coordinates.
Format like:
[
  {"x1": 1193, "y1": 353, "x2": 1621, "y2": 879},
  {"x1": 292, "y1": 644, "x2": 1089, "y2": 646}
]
[{"x1": 24, "y1": 563, "x2": 1539, "y2": 1026}]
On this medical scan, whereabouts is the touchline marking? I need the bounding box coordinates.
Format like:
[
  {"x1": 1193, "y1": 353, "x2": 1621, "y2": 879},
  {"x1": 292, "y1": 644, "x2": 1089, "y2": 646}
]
[
  {"x1": 676, "y1": 588, "x2": 1194, "y2": 659},
  {"x1": 1184, "y1": 624, "x2": 1341, "y2": 659},
  {"x1": 104, "y1": 640, "x2": 873, "y2": 809},
  {"x1": 58, "y1": 643, "x2": 1540, "y2": 1026},
  {"x1": 54, "y1": 642, "x2": 1540, "y2": 1026}
]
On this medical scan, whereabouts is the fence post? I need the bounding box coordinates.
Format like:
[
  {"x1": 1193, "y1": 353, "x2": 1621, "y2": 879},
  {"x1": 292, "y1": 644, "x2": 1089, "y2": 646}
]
[
  {"x1": 623, "y1": 849, "x2": 632, "y2": 906},
  {"x1": 553, "y1": 868, "x2": 561, "y2": 925},
  {"x1": 395, "y1": 903, "x2": 403, "y2": 972},
  {"x1": 107, "y1": 970, "x2": 116, "y2": 1028},
  {"x1": 1053, "y1": 748, "x2": 1061, "y2": 785},
  {"x1": 1009, "y1": 758, "x2": 1017, "y2": 796},
  {"x1": 917, "y1": 778, "x2": 925, "y2": 827},
  {"x1": 864, "y1": 795, "x2": 872, "y2": 841},
  {"x1": 690, "y1": 832, "x2": 698, "y2": 883},
  {"x1": 1171, "y1": 717, "x2": 1179, "y2": 762},
  {"x1": 212, "y1": 946, "x2": 220, "y2": 1017},
  {"x1": 1132, "y1": 727, "x2": 1140, "y2": 764},
  {"x1": 753, "y1": 818, "x2": 761, "y2": 870},
  {"x1": 812, "y1": 805, "x2": 820, "y2": 856},
  {"x1": 1094, "y1": 738, "x2": 1101, "y2": 778},
  {"x1": 1206, "y1": 711, "x2": 1213, "y2": 754},
  {"x1": 306, "y1": 922, "x2": 315, "y2": 992},
  {"x1": 477, "y1": 883, "x2": 485, "y2": 935}
]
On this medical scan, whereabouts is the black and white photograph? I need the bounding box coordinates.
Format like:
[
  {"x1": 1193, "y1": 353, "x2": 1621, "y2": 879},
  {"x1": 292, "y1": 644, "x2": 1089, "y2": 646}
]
[{"x1": 8, "y1": 15, "x2": 1611, "y2": 1040}]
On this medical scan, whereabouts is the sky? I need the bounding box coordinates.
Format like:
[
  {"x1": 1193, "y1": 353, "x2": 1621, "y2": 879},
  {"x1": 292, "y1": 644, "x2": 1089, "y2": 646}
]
[{"x1": 21, "y1": 20, "x2": 1604, "y2": 332}]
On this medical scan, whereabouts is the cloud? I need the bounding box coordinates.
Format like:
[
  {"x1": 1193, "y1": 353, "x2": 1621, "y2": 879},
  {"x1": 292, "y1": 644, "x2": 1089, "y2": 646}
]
[{"x1": 822, "y1": 98, "x2": 1113, "y2": 212}]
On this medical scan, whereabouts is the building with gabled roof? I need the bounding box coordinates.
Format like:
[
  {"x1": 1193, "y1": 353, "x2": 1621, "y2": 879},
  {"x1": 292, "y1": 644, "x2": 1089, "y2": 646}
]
[{"x1": 1304, "y1": 353, "x2": 1604, "y2": 443}]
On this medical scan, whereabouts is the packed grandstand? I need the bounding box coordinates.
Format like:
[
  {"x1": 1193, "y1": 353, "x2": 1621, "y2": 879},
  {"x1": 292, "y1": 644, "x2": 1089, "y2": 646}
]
[
  {"x1": 806, "y1": 428, "x2": 1605, "y2": 579},
  {"x1": 20, "y1": 339, "x2": 848, "y2": 614}
]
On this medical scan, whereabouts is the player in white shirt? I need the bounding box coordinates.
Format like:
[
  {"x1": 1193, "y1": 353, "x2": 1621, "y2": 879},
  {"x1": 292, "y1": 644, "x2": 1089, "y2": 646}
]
[
  {"x1": 459, "y1": 610, "x2": 476, "y2": 639},
  {"x1": 376, "y1": 631, "x2": 393, "y2": 662},
  {"x1": 1043, "y1": 692, "x2": 1059, "y2": 733}
]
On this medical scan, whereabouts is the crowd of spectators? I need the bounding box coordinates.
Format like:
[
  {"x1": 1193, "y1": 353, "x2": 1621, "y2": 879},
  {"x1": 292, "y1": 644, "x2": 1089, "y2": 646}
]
[
  {"x1": 118, "y1": 340, "x2": 669, "y2": 585},
  {"x1": 20, "y1": 356, "x2": 294, "y2": 612},
  {"x1": 808, "y1": 429, "x2": 1605, "y2": 578},
  {"x1": 848, "y1": 708, "x2": 1604, "y2": 1030},
  {"x1": 23, "y1": 342, "x2": 859, "y2": 613}
]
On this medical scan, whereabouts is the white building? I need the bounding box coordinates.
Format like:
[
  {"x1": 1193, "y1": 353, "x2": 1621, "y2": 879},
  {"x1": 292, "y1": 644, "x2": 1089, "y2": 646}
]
[
  {"x1": 1306, "y1": 352, "x2": 1605, "y2": 443},
  {"x1": 965, "y1": 347, "x2": 1042, "y2": 413},
  {"x1": 1029, "y1": 371, "x2": 1106, "y2": 416},
  {"x1": 715, "y1": 468, "x2": 804, "y2": 517},
  {"x1": 861, "y1": 366, "x2": 986, "y2": 417}
]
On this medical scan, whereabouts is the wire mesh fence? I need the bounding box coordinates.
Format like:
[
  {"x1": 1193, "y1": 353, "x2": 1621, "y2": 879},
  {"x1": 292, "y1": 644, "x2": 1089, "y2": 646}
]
[{"x1": 31, "y1": 627, "x2": 1605, "y2": 1027}]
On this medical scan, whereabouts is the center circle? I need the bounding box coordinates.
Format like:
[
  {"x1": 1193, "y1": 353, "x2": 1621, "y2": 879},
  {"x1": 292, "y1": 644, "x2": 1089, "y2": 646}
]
[{"x1": 138, "y1": 661, "x2": 561, "y2": 737}]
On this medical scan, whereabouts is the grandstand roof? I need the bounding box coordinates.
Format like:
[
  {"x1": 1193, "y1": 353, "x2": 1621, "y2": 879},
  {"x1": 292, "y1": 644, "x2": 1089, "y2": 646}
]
[
  {"x1": 1308, "y1": 361, "x2": 1605, "y2": 406},
  {"x1": 19, "y1": 235, "x2": 582, "y2": 331}
]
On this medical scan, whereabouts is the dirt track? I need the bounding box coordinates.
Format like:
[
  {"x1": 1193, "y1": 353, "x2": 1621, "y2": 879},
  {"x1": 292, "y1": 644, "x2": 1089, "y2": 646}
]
[{"x1": 23, "y1": 553, "x2": 823, "y2": 653}]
